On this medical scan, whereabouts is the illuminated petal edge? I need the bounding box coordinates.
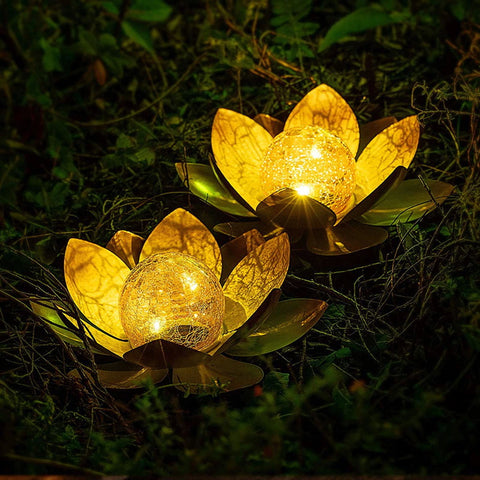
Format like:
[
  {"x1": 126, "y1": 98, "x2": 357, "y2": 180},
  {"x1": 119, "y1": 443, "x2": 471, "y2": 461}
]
[
  {"x1": 355, "y1": 115, "x2": 420, "y2": 201},
  {"x1": 220, "y1": 229, "x2": 265, "y2": 284},
  {"x1": 175, "y1": 162, "x2": 255, "y2": 217},
  {"x1": 284, "y1": 84, "x2": 360, "y2": 157},
  {"x1": 223, "y1": 233, "x2": 290, "y2": 319},
  {"x1": 30, "y1": 299, "x2": 129, "y2": 356},
  {"x1": 341, "y1": 166, "x2": 407, "y2": 223},
  {"x1": 212, "y1": 108, "x2": 273, "y2": 209},
  {"x1": 139, "y1": 208, "x2": 222, "y2": 280},
  {"x1": 30, "y1": 300, "x2": 83, "y2": 346},
  {"x1": 64, "y1": 238, "x2": 130, "y2": 352}
]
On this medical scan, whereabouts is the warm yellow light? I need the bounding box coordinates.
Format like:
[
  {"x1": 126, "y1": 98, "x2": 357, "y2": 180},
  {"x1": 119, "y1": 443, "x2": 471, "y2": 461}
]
[
  {"x1": 295, "y1": 184, "x2": 312, "y2": 196},
  {"x1": 119, "y1": 252, "x2": 224, "y2": 350},
  {"x1": 260, "y1": 126, "x2": 356, "y2": 214}
]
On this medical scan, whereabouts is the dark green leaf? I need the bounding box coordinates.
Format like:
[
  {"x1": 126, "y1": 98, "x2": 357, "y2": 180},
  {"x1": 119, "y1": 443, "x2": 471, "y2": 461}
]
[
  {"x1": 319, "y1": 6, "x2": 410, "y2": 52},
  {"x1": 128, "y1": 0, "x2": 172, "y2": 22},
  {"x1": 40, "y1": 38, "x2": 62, "y2": 72},
  {"x1": 121, "y1": 20, "x2": 154, "y2": 53},
  {"x1": 101, "y1": 1, "x2": 120, "y2": 15}
]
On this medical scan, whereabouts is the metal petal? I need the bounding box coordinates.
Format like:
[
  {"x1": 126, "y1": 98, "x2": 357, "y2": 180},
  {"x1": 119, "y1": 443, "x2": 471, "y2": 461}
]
[
  {"x1": 253, "y1": 113, "x2": 284, "y2": 137},
  {"x1": 30, "y1": 299, "x2": 126, "y2": 356},
  {"x1": 306, "y1": 221, "x2": 388, "y2": 256},
  {"x1": 358, "y1": 116, "x2": 397, "y2": 154},
  {"x1": 209, "y1": 156, "x2": 258, "y2": 215},
  {"x1": 341, "y1": 166, "x2": 407, "y2": 223},
  {"x1": 360, "y1": 179, "x2": 455, "y2": 226},
  {"x1": 139, "y1": 208, "x2": 222, "y2": 281},
  {"x1": 256, "y1": 188, "x2": 336, "y2": 230},
  {"x1": 220, "y1": 229, "x2": 265, "y2": 284},
  {"x1": 284, "y1": 84, "x2": 360, "y2": 157},
  {"x1": 223, "y1": 295, "x2": 248, "y2": 332},
  {"x1": 211, "y1": 108, "x2": 273, "y2": 209},
  {"x1": 172, "y1": 355, "x2": 264, "y2": 393},
  {"x1": 30, "y1": 299, "x2": 83, "y2": 347},
  {"x1": 219, "y1": 289, "x2": 281, "y2": 355},
  {"x1": 70, "y1": 361, "x2": 168, "y2": 389},
  {"x1": 203, "y1": 331, "x2": 237, "y2": 356},
  {"x1": 175, "y1": 162, "x2": 255, "y2": 217},
  {"x1": 105, "y1": 230, "x2": 144, "y2": 268},
  {"x1": 64, "y1": 239, "x2": 131, "y2": 353},
  {"x1": 227, "y1": 298, "x2": 327, "y2": 356},
  {"x1": 355, "y1": 115, "x2": 420, "y2": 201},
  {"x1": 223, "y1": 233, "x2": 290, "y2": 318},
  {"x1": 214, "y1": 220, "x2": 281, "y2": 239},
  {"x1": 123, "y1": 338, "x2": 211, "y2": 369}
]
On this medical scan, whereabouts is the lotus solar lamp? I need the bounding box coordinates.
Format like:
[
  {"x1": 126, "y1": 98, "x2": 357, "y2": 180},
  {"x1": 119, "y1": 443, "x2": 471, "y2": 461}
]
[
  {"x1": 31, "y1": 209, "x2": 327, "y2": 392},
  {"x1": 176, "y1": 84, "x2": 454, "y2": 256}
]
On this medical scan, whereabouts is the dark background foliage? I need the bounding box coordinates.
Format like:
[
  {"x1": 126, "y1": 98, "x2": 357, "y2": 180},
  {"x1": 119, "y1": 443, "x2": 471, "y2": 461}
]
[{"x1": 0, "y1": 0, "x2": 479, "y2": 475}]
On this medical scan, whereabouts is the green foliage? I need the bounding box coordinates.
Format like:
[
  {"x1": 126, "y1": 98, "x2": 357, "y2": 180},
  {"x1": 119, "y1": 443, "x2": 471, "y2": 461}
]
[
  {"x1": 270, "y1": 0, "x2": 318, "y2": 62},
  {"x1": 102, "y1": 0, "x2": 172, "y2": 53},
  {"x1": 319, "y1": 4, "x2": 411, "y2": 52},
  {"x1": 75, "y1": 30, "x2": 135, "y2": 77},
  {"x1": 0, "y1": 386, "x2": 87, "y2": 471}
]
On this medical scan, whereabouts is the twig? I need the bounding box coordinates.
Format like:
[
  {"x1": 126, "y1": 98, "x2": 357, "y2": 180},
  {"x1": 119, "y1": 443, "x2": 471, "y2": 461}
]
[{"x1": 287, "y1": 274, "x2": 357, "y2": 306}]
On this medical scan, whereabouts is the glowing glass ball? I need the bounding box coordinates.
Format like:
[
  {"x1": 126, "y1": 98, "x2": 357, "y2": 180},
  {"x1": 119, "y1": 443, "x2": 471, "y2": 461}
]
[
  {"x1": 119, "y1": 252, "x2": 225, "y2": 351},
  {"x1": 260, "y1": 126, "x2": 356, "y2": 214}
]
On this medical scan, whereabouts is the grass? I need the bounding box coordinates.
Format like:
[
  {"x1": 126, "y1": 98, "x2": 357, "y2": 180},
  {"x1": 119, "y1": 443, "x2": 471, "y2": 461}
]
[{"x1": 0, "y1": 0, "x2": 479, "y2": 475}]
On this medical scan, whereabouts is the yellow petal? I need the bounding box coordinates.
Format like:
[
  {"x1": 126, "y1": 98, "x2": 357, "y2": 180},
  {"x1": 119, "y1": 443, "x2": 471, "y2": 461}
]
[
  {"x1": 218, "y1": 289, "x2": 281, "y2": 354},
  {"x1": 223, "y1": 295, "x2": 248, "y2": 332},
  {"x1": 64, "y1": 239, "x2": 130, "y2": 351},
  {"x1": 220, "y1": 229, "x2": 265, "y2": 284},
  {"x1": 358, "y1": 116, "x2": 397, "y2": 153},
  {"x1": 284, "y1": 84, "x2": 360, "y2": 157},
  {"x1": 211, "y1": 108, "x2": 273, "y2": 209},
  {"x1": 223, "y1": 233, "x2": 290, "y2": 319},
  {"x1": 341, "y1": 166, "x2": 406, "y2": 223},
  {"x1": 355, "y1": 116, "x2": 420, "y2": 201},
  {"x1": 105, "y1": 230, "x2": 144, "y2": 268},
  {"x1": 175, "y1": 162, "x2": 255, "y2": 217},
  {"x1": 139, "y1": 208, "x2": 222, "y2": 280},
  {"x1": 30, "y1": 299, "x2": 125, "y2": 356}
]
